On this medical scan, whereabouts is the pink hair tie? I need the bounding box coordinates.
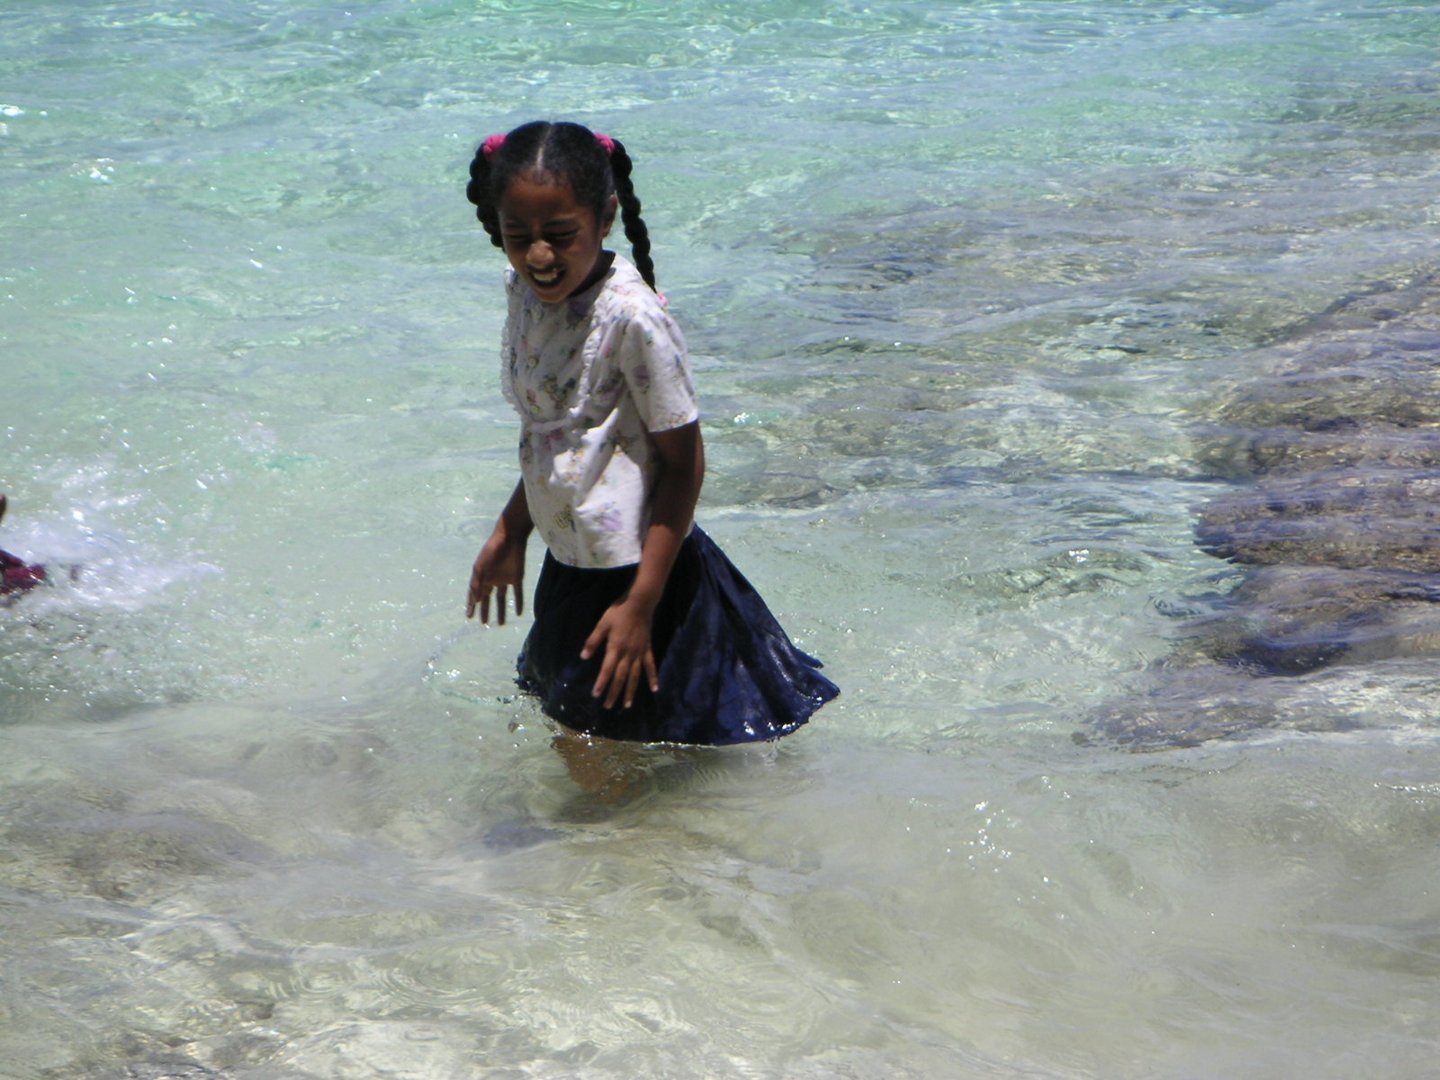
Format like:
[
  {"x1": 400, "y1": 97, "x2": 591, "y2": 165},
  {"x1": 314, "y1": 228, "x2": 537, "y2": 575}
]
[
  {"x1": 481, "y1": 134, "x2": 506, "y2": 159},
  {"x1": 594, "y1": 132, "x2": 616, "y2": 156}
]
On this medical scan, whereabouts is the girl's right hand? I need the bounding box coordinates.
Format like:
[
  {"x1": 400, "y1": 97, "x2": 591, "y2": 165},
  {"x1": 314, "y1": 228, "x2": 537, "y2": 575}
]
[{"x1": 467, "y1": 526, "x2": 527, "y2": 624}]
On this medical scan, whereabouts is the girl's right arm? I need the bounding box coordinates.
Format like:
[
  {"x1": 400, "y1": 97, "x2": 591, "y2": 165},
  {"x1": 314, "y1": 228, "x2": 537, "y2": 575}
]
[{"x1": 466, "y1": 478, "x2": 533, "y2": 624}]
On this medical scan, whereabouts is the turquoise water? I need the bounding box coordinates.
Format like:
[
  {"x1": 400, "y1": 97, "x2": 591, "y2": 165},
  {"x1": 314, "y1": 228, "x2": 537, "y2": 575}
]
[{"x1": 3, "y1": 2, "x2": 1439, "y2": 1076}]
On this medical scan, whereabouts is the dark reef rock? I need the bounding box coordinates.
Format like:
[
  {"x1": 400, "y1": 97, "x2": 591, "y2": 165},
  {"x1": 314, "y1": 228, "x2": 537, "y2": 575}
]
[
  {"x1": 1094, "y1": 272, "x2": 1440, "y2": 747},
  {"x1": 1190, "y1": 273, "x2": 1440, "y2": 677}
]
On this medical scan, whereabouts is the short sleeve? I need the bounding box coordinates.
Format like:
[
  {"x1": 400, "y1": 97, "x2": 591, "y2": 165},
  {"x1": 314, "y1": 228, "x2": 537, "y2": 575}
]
[{"x1": 614, "y1": 303, "x2": 699, "y2": 433}]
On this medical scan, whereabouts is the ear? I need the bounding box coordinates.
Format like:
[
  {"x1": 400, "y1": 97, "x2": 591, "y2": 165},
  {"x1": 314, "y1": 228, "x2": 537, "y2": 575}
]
[{"x1": 600, "y1": 194, "x2": 619, "y2": 237}]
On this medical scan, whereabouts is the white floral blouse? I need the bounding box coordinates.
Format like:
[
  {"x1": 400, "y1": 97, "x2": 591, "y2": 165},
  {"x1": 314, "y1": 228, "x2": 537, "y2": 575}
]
[{"x1": 501, "y1": 254, "x2": 699, "y2": 568}]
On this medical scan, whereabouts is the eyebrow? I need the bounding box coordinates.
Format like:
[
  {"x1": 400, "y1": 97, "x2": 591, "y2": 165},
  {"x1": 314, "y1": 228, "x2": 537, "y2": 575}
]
[{"x1": 501, "y1": 216, "x2": 581, "y2": 232}]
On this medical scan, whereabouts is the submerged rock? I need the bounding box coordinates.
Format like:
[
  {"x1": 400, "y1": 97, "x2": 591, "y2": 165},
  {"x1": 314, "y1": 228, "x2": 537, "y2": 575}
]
[
  {"x1": 1195, "y1": 468, "x2": 1440, "y2": 573},
  {"x1": 1182, "y1": 564, "x2": 1440, "y2": 674},
  {"x1": 1198, "y1": 278, "x2": 1440, "y2": 481},
  {"x1": 1095, "y1": 272, "x2": 1440, "y2": 745},
  {"x1": 1190, "y1": 273, "x2": 1440, "y2": 677}
]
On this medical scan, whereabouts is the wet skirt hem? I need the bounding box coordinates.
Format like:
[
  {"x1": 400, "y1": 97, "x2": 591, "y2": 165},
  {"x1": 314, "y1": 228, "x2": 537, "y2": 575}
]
[{"x1": 515, "y1": 526, "x2": 838, "y2": 746}]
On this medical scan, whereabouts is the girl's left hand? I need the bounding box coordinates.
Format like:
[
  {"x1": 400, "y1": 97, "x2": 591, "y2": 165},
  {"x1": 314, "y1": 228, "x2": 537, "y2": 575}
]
[{"x1": 582, "y1": 594, "x2": 659, "y2": 709}]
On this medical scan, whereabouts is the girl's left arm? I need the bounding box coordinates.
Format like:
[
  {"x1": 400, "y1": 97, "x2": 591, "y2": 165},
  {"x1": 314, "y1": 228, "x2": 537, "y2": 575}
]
[{"x1": 582, "y1": 420, "x2": 704, "y2": 709}]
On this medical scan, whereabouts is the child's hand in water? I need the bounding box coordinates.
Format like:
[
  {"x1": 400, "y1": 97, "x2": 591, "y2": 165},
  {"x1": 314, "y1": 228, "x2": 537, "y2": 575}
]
[
  {"x1": 467, "y1": 526, "x2": 528, "y2": 624},
  {"x1": 582, "y1": 594, "x2": 659, "y2": 709}
]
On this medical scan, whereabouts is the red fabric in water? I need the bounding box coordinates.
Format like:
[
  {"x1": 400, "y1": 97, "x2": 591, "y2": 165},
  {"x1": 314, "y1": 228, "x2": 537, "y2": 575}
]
[{"x1": 0, "y1": 549, "x2": 47, "y2": 596}]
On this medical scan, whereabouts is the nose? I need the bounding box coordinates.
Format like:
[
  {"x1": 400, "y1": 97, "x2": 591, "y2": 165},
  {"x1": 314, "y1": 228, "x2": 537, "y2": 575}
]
[{"x1": 525, "y1": 239, "x2": 555, "y2": 268}]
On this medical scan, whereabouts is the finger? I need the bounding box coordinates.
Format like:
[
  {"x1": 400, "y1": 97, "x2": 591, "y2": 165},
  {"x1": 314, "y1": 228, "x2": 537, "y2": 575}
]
[
  {"x1": 468, "y1": 563, "x2": 487, "y2": 619},
  {"x1": 514, "y1": 583, "x2": 524, "y2": 618},
  {"x1": 644, "y1": 650, "x2": 659, "y2": 694},
  {"x1": 479, "y1": 586, "x2": 491, "y2": 625},
  {"x1": 580, "y1": 622, "x2": 605, "y2": 662},
  {"x1": 603, "y1": 657, "x2": 629, "y2": 710},
  {"x1": 622, "y1": 660, "x2": 644, "y2": 709},
  {"x1": 593, "y1": 649, "x2": 618, "y2": 704},
  {"x1": 496, "y1": 585, "x2": 507, "y2": 626}
]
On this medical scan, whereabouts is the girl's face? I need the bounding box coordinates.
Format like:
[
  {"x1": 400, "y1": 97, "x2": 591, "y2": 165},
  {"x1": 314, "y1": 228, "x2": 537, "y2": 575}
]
[{"x1": 497, "y1": 171, "x2": 617, "y2": 304}]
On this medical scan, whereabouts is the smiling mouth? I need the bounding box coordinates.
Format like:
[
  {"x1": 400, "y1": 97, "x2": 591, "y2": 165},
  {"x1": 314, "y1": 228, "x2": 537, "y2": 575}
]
[{"x1": 530, "y1": 267, "x2": 564, "y2": 289}]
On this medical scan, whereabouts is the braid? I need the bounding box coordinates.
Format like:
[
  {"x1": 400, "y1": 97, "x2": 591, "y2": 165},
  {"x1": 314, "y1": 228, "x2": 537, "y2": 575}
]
[
  {"x1": 465, "y1": 148, "x2": 503, "y2": 249},
  {"x1": 466, "y1": 121, "x2": 660, "y2": 293},
  {"x1": 607, "y1": 140, "x2": 656, "y2": 291}
]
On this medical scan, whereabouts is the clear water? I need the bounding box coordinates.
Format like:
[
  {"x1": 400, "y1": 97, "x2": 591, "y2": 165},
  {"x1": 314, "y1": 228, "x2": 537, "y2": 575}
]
[{"x1": 3, "y1": 1, "x2": 1439, "y2": 1076}]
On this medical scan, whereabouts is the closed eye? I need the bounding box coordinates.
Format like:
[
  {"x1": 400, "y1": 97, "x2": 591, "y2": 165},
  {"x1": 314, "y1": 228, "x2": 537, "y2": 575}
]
[{"x1": 502, "y1": 230, "x2": 579, "y2": 248}]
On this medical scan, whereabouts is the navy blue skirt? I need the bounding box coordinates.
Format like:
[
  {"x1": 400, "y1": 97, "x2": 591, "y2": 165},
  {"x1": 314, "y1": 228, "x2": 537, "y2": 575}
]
[{"x1": 515, "y1": 526, "x2": 838, "y2": 745}]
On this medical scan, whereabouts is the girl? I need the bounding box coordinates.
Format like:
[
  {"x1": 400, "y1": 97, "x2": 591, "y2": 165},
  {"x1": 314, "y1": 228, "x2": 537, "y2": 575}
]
[{"x1": 463, "y1": 120, "x2": 838, "y2": 759}]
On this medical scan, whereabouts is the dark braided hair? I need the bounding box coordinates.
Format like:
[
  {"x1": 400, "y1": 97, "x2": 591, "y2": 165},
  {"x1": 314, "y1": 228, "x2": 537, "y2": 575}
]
[{"x1": 466, "y1": 120, "x2": 658, "y2": 291}]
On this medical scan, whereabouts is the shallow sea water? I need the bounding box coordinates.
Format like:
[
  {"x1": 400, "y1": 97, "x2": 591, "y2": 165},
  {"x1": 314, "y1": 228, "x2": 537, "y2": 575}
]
[{"x1": 3, "y1": 2, "x2": 1440, "y2": 1077}]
